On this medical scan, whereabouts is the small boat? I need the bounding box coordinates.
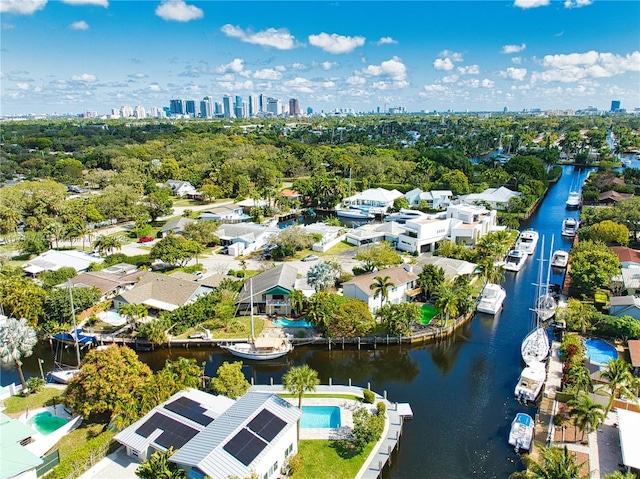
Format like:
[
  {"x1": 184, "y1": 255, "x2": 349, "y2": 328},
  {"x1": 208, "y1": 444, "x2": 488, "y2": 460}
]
[
  {"x1": 561, "y1": 217, "x2": 578, "y2": 237},
  {"x1": 620, "y1": 158, "x2": 632, "y2": 167},
  {"x1": 503, "y1": 249, "x2": 527, "y2": 272},
  {"x1": 335, "y1": 206, "x2": 374, "y2": 219},
  {"x1": 49, "y1": 367, "x2": 81, "y2": 384},
  {"x1": 521, "y1": 327, "x2": 550, "y2": 365},
  {"x1": 476, "y1": 283, "x2": 506, "y2": 315},
  {"x1": 550, "y1": 250, "x2": 569, "y2": 268},
  {"x1": 384, "y1": 208, "x2": 429, "y2": 224},
  {"x1": 514, "y1": 361, "x2": 546, "y2": 403},
  {"x1": 566, "y1": 191, "x2": 582, "y2": 209},
  {"x1": 515, "y1": 229, "x2": 539, "y2": 255},
  {"x1": 509, "y1": 412, "x2": 534, "y2": 452}
]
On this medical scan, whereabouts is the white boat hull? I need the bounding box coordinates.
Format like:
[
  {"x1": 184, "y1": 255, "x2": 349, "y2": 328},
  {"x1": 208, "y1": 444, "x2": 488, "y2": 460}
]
[
  {"x1": 535, "y1": 293, "x2": 557, "y2": 321},
  {"x1": 550, "y1": 251, "x2": 569, "y2": 269},
  {"x1": 515, "y1": 230, "x2": 539, "y2": 256},
  {"x1": 221, "y1": 342, "x2": 292, "y2": 361},
  {"x1": 477, "y1": 283, "x2": 506, "y2": 315},
  {"x1": 509, "y1": 413, "x2": 534, "y2": 452},
  {"x1": 514, "y1": 361, "x2": 546, "y2": 403},
  {"x1": 335, "y1": 209, "x2": 374, "y2": 219},
  {"x1": 521, "y1": 327, "x2": 550, "y2": 365},
  {"x1": 49, "y1": 368, "x2": 81, "y2": 384},
  {"x1": 503, "y1": 250, "x2": 527, "y2": 272}
]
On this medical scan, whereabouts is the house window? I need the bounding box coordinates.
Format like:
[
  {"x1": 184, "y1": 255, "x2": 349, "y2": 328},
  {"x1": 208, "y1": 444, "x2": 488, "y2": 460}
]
[{"x1": 285, "y1": 443, "x2": 293, "y2": 458}]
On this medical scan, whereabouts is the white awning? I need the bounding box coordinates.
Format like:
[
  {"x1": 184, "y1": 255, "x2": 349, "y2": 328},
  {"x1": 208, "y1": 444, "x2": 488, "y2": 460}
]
[
  {"x1": 617, "y1": 408, "x2": 640, "y2": 470},
  {"x1": 142, "y1": 299, "x2": 179, "y2": 312}
]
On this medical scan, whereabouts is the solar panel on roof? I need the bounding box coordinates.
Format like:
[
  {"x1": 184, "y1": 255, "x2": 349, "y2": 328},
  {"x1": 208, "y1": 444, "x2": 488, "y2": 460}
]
[
  {"x1": 164, "y1": 396, "x2": 214, "y2": 426},
  {"x1": 247, "y1": 409, "x2": 287, "y2": 442},
  {"x1": 134, "y1": 412, "x2": 199, "y2": 449},
  {"x1": 223, "y1": 428, "x2": 267, "y2": 466}
]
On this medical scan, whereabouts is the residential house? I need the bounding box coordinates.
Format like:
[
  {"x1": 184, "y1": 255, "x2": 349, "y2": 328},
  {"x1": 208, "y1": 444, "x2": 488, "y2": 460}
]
[
  {"x1": 166, "y1": 180, "x2": 197, "y2": 197},
  {"x1": 0, "y1": 412, "x2": 42, "y2": 479},
  {"x1": 160, "y1": 217, "x2": 195, "y2": 237},
  {"x1": 346, "y1": 222, "x2": 407, "y2": 248},
  {"x1": 302, "y1": 223, "x2": 344, "y2": 252},
  {"x1": 58, "y1": 270, "x2": 147, "y2": 301},
  {"x1": 199, "y1": 205, "x2": 249, "y2": 223},
  {"x1": 608, "y1": 296, "x2": 640, "y2": 321},
  {"x1": 628, "y1": 340, "x2": 640, "y2": 376},
  {"x1": 620, "y1": 268, "x2": 640, "y2": 296},
  {"x1": 216, "y1": 224, "x2": 278, "y2": 255},
  {"x1": 279, "y1": 189, "x2": 303, "y2": 203},
  {"x1": 100, "y1": 262, "x2": 138, "y2": 276},
  {"x1": 235, "y1": 198, "x2": 269, "y2": 212},
  {"x1": 404, "y1": 189, "x2": 453, "y2": 210},
  {"x1": 610, "y1": 246, "x2": 640, "y2": 295},
  {"x1": 112, "y1": 272, "x2": 214, "y2": 313},
  {"x1": 342, "y1": 265, "x2": 419, "y2": 313},
  {"x1": 459, "y1": 186, "x2": 520, "y2": 210},
  {"x1": 416, "y1": 255, "x2": 477, "y2": 281},
  {"x1": 22, "y1": 250, "x2": 104, "y2": 276},
  {"x1": 610, "y1": 247, "x2": 640, "y2": 269},
  {"x1": 598, "y1": 190, "x2": 633, "y2": 205},
  {"x1": 237, "y1": 264, "x2": 298, "y2": 315},
  {"x1": 340, "y1": 188, "x2": 404, "y2": 215}
]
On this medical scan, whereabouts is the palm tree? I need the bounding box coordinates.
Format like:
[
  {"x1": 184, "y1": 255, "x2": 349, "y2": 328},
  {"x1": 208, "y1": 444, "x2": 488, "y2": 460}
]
[
  {"x1": 510, "y1": 445, "x2": 588, "y2": 479},
  {"x1": 0, "y1": 317, "x2": 38, "y2": 390},
  {"x1": 568, "y1": 393, "x2": 605, "y2": 442},
  {"x1": 282, "y1": 365, "x2": 320, "y2": 439},
  {"x1": 477, "y1": 257, "x2": 505, "y2": 285},
  {"x1": 369, "y1": 275, "x2": 395, "y2": 306},
  {"x1": 434, "y1": 283, "x2": 459, "y2": 326},
  {"x1": 597, "y1": 358, "x2": 635, "y2": 414},
  {"x1": 135, "y1": 447, "x2": 185, "y2": 479},
  {"x1": 92, "y1": 234, "x2": 125, "y2": 256},
  {"x1": 118, "y1": 303, "x2": 148, "y2": 330},
  {"x1": 289, "y1": 289, "x2": 306, "y2": 317}
]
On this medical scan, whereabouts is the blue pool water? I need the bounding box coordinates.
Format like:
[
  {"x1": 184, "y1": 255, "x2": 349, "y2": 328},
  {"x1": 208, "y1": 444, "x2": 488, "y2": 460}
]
[
  {"x1": 273, "y1": 318, "x2": 313, "y2": 328},
  {"x1": 585, "y1": 338, "x2": 618, "y2": 366},
  {"x1": 28, "y1": 411, "x2": 68, "y2": 435},
  {"x1": 300, "y1": 406, "x2": 341, "y2": 428}
]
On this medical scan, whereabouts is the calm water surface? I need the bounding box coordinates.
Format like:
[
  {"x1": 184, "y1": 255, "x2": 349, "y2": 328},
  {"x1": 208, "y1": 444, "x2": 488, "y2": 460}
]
[{"x1": 1, "y1": 166, "x2": 594, "y2": 478}]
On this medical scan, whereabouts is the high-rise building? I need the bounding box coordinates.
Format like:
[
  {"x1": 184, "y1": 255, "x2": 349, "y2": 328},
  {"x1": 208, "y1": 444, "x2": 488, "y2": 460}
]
[
  {"x1": 134, "y1": 106, "x2": 146, "y2": 118},
  {"x1": 248, "y1": 95, "x2": 259, "y2": 116},
  {"x1": 170, "y1": 99, "x2": 186, "y2": 116},
  {"x1": 222, "y1": 95, "x2": 233, "y2": 118},
  {"x1": 185, "y1": 100, "x2": 198, "y2": 117},
  {"x1": 214, "y1": 101, "x2": 223, "y2": 117},
  {"x1": 200, "y1": 97, "x2": 213, "y2": 118},
  {"x1": 611, "y1": 100, "x2": 621, "y2": 112},
  {"x1": 289, "y1": 98, "x2": 300, "y2": 117},
  {"x1": 259, "y1": 94, "x2": 268, "y2": 113},
  {"x1": 120, "y1": 105, "x2": 133, "y2": 118},
  {"x1": 234, "y1": 96, "x2": 244, "y2": 118},
  {"x1": 267, "y1": 97, "x2": 282, "y2": 116}
]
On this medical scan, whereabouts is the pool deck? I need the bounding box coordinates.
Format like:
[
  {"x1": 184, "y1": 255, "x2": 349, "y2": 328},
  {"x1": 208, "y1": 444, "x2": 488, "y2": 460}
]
[{"x1": 19, "y1": 406, "x2": 82, "y2": 458}]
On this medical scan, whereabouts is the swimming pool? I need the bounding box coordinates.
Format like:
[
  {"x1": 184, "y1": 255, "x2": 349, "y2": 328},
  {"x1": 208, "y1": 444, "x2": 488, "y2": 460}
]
[
  {"x1": 101, "y1": 310, "x2": 127, "y2": 326},
  {"x1": 300, "y1": 406, "x2": 341, "y2": 428},
  {"x1": 28, "y1": 411, "x2": 69, "y2": 435},
  {"x1": 584, "y1": 338, "x2": 618, "y2": 366},
  {"x1": 273, "y1": 318, "x2": 313, "y2": 328}
]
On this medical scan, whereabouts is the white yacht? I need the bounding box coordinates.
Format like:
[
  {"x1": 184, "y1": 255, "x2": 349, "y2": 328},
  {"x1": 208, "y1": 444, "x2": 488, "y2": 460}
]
[
  {"x1": 566, "y1": 191, "x2": 582, "y2": 209},
  {"x1": 509, "y1": 413, "x2": 534, "y2": 452},
  {"x1": 335, "y1": 206, "x2": 374, "y2": 220},
  {"x1": 476, "y1": 283, "x2": 506, "y2": 315},
  {"x1": 514, "y1": 361, "x2": 546, "y2": 403},
  {"x1": 384, "y1": 208, "x2": 429, "y2": 224},
  {"x1": 550, "y1": 250, "x2": 569, "y2": 268},
  {"x1": 515, "y1": 230, "x2": 539, "y2": 255},
  {"x1": 561, "y1": 217, "x2": 578, "y2": 237},
  {"x1": 503, "y1": 249, "x2": 527, "y2": 272}
]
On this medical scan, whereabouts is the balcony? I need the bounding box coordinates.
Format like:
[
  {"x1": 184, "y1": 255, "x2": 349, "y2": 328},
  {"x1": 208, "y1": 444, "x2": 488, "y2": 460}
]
[{"x1": 266, "y1": 299, "x2": 291, "y2": 306}]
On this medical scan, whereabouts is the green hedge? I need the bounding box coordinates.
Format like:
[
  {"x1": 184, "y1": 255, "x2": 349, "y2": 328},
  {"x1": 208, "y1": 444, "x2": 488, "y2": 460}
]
[{"x1": 46, "y1": 431, "x2": 116, "y2": 479}]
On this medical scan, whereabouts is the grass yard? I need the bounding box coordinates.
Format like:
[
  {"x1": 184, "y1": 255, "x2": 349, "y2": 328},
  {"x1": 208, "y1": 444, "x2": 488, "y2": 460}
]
[
  {"x1": 2, "y1": 387, "x2": 65, "y2": 414},
  {"x1": 53, "y1": 420, "x2": 109, "y2": 459},
  {"x1": 292, "y1": 440, "x2": 374, "y2": 479},
  {"x1": 323, "y1": 241, "x2": 357, "y2": 255},
  {"x1": 177, "y1": 315, "x2": 265, "y2": 340}
]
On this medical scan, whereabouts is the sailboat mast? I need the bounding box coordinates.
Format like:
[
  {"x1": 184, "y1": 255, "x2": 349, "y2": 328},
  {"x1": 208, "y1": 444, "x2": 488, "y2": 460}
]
[
  {"x1": 67, "y1": 280, "x2": 81, "y2": 367},
  {"x1": 249, "y1": 278, "x2": 254, "y2": 339},
  {"x1": 545, "y1": 235, "x2": 554, "y2": 295},
  {"x1": 536, "y1": 235, "x2": 545, "y2": 325}
]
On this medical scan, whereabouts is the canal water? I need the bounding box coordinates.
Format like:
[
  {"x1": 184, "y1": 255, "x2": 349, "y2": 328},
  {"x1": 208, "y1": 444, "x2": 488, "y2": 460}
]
[{"x1": 1, "y1": 165, "x2": 593, "y2": 478}]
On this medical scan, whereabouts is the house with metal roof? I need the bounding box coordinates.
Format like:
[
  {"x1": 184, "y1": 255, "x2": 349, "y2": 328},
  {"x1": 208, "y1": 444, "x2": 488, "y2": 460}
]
[
  {"x1": 160, "y1": 217, "x2": 196, "y2": 237},
  {"x1": 340, "y1": 188, "x2": 404, "y2": 215},
  {"x1": 404, "y1": 188, "x2": 453, "y2": 210},
  {"x1": 346, "y1": 222, "x2": 407, "y2": 248},
  {"x1": 199, "y1": 205, "x2": 249, "y2": 223},
  {"x1": 57, "y1": 270, "x2": 142, "y2": 301},
  {"x1": 342, "y1": 265, "x2": 419, "y2": 313},
  {"x1": 237, "y1": 264, "x2": 298, "y2": 316},
  {"x1": 609, "y1": 296, "x2": 640, "y2": 320},
  {"x1": 0, "y1": 412, "x2": 42, "y2": 479},
  {"x1": 459, "y1": 186, "x2": 520, "y2": 210},
  {"x1": 215, "y1": 224, "x2": 278, "y2": 255},
  {"x1": 22, "y1": 249, "x2": 104, "y2": 276}
]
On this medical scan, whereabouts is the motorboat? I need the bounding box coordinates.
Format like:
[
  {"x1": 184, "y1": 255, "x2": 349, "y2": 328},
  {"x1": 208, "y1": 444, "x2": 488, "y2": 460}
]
[
  {"x1": 566, "y1": 191, "x2": 582, "y2": 209},
  {"x1": 384, "y1": 208, "x2": 429, "y2": 224},
  {"x1": 221, "y1": 279, "x2": 293, "y2": 361},
  {"x1": 515, "y1": 229, "x2": 539, "y2": 255},
  {"x1": 476, "y1": 283, "x2": 506, "y2": 315},
  {"x1": 561, "y1": 217, "x2": 578, "y2": 237},
  {"x1": 620, "y1": 158, "x2": 632, "y2": 167},
  {"x1": 509, "y1": 413, "x2": 534, "y2": 452},
  {"x1": 550, "y1": 250, "x2": 569, "y2": 268},
  {"x1": 335, "y1": 206, "x2": 374, "y2": 219},
  {"x1": 514, "y1": 361, "x2": 546, "y2": 403},
  {"x1": 503, "y1": 249, "x2": 527, "y2": 272}
]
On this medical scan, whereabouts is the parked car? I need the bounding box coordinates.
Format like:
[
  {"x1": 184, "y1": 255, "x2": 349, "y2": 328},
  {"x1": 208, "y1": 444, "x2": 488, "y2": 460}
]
[
  {"x1": 138, "y1": 236, "x2": 154, "y2": 243},
  {"x1": 302, "y1": 254, "x2": 319, "y2": 262}
]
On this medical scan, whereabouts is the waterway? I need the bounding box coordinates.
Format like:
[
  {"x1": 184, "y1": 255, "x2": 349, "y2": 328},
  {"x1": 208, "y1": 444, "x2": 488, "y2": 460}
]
[{"x1": 1, "y1": 165, "x2": 594, "y2": 478}]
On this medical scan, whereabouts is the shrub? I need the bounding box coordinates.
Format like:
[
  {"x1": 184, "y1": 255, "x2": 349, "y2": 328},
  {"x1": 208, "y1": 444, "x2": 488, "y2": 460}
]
[
  {"x1": 363, "y1": 389, "x2": 375, "y2": 404},
  {"x1": 287, "y1": 453, "x2": 303, "y2": 475},
  {"x1": 46, "y1": 431, "x2": 116, "y2": 479},
  {"x1": 376, "y1": 401, "x2": 386, "y2": 416},
  {"x1": 26, "y1": 377, "x2": 45, "y2": 394}
]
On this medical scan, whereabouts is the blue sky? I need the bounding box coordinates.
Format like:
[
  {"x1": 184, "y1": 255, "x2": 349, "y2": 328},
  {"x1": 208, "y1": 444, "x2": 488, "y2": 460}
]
[{"x1": 1, "y1": 0, "x2": 639, "y2": 116}]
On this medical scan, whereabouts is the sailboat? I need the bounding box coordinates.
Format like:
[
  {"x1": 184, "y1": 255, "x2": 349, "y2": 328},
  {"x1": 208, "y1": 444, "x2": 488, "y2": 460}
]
[
  {"x1": 534, "y1": 235, "x2": 557, "y2": 322},
  {"x1": 521, "y1": 236, "x2": 551, "y2": 365},
  {"x1": 221, "y1": 279, "x2": 293, "y2": 361}
]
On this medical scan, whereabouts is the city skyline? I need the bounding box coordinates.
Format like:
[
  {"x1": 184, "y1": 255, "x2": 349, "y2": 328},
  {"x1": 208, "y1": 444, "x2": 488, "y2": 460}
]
[{"x1": 1, "y1": 0, "x2": 639, "y2": 116}]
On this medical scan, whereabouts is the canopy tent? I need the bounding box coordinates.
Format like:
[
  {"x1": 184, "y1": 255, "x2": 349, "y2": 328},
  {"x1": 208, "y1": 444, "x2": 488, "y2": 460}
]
[{"x1": 616, "y1": 409, "x2": 640, "y2": 471}]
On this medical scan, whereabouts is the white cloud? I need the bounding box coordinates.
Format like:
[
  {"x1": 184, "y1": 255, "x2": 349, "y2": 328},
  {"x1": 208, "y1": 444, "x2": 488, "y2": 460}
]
[
  {"x1": 532, "y1": 50, "x2": 640, "y2": 83},
  {"x1": 282, "y1": 77, "x2": 336, "y2": 94},
  {"x1": 371, "y1": 80, "x2": 408, "y2": 91},
  {"x1": 16, "y1": 83, "x2": 30, "y2": 90},
  {"x1": 128, "y1": 72, "x2": 148, "y2": 79},
  {"x1": 514, "y1": 0, "x2": 549, "y2": 8},
  {"x1": 308, "y1": 32, "x2": 365, "y2": 54},
  {"x1": 61, "y1": 0, "x2": 108, "y2": 6},
  {"x1": 564, "y1": 0, "x2": 592, "y2": 8},
  {"x1": 71, "y1": 73, "x2": 97, "y2": 82},
  {"x1": 442, "y1": 74, "x2": 459, "y2": 83},
  {"x1": 502, "y1": 43, "x2": 526, "y2": 54},
  {"x1": 423, "y1": 84, "x2": 448, "y2": 93},
  {"x1": 511, "y1": 57, "x2": 522, "y2": 64},
  {"x1": 155, "y1": 0, "x2": 203, "y2": 22},
  {"x1": 482, "y1": 79, "x2": 496, "y2": 88},
  {"x1": 253, "y1": 68, "x2": 282, "y2": 80},
  {"x1": 319, "y1": 61, "x2": 338, "y2": 71},
  {"x1": 439, "y1": 50, "x2": 464, "y2": 62},
  {"x1": 433, "y1": 58, "x2": 454, "y2": 71},
  {"x1": 0, "y1": 0, "x2": 47, "y2": 15},
  {"x1": 275, "y1": 65, "x2": 286, "y2": 72},
  {"x1": 215, "y1": 58, "x2": 244, "y2": 74},
  {"x1": 217, "y1": 80, "x2": 254, "y2": 91},
  {"x1": 149, "y1": 84, "x2": 162, "y2": 91},
  {"x1": 70, "y1": 20, "x2": 89, "y2": 30},
  {"x1": 457, "y1": 65, "x2": 480, "y2": 75},
  {"x1": 221, "y1": 24, "x2": 295, "y2": 50},
  {"x1": 292, "y1": 63, "x2": 307, "y2": 70},
  {"x1": 347, "y1": 76, "x2": 366, "y2": 86},
  {"x1": 359, "y1": 57, "x2": 407, "y2": 81},
  {"x1": 500, "y1": 67, "x2": 528, "y2": 81},
  {"x1": 376, "y1": 36, "x2": 397, "y2": 46}
]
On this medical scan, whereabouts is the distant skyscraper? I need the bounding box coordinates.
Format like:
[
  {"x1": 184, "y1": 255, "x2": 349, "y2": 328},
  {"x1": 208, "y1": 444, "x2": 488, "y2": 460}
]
[
  {"x1": 248, "y1": 95, "x2": 258, "y2": 116},
  {"x1": 214, "y1": 101, "x2": 223, "y2": 116},
  {"x1": 222, "y1": 95, "x2": 233, "y2": 118},
  {"x1": 185, "y1": 100, "x2": 198, "y2": 117},
  {"x1": 611, "y1": 100, "x2": 621, "y2": 112},
  {"x1": 134, "y1": 106, "x2": 146, "y2": 118},
  {"x1": 289, "y1": 98, "x2": 300, "y2": 117},
  {"x1": 234, "y1": 96, "x2": 244, "y2": 118},
  {"x1": 267, "y1": 97, "x2": 282, "y2": 116},
  {"x1": 259, "y1": 94, "x2": 268, "y2": 113},
  {"x1": 200, "y1": 97, "x2": 213, "y2": 118},
  {"x1": 307, "y1": 107, "x2": 313, "y2": 115},
  {"x1": 120, "y1": 105, "x2": 133, "y2": 118},
  {"x1": 170, "y1": 99, "x2": 186, "y2": 116}
]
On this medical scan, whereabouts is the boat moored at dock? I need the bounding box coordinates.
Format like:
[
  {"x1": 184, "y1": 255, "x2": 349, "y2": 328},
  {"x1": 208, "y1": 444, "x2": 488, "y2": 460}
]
[
  {"x1": 503, "y1": 249, "x2": 527, "y2": 272},
  {"x1": 561, "y1": 217, "x2": 578, "y2": 237},
  {"x1": 550, "y1": 250, "x2": 569, "y2": 268},
  {"x1": 476, "y1": 283, "x2": 506, "y2": 315},
  {"x1": 515, "y1": 229, "x2": 539, "y2": 255},
  {"x1": 514, "y1": 361, "x2": 546, "y2": 403},
  {"x1": 509, "y1": 412, "x2": 534, "y2": 452}
]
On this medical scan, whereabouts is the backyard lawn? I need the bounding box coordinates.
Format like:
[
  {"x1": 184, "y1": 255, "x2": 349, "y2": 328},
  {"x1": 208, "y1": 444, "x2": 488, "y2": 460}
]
[
  {"x1": 292, "y1": 440, "x2": 374, "y2": 479},
  {"x1": 2, "y1": 387, "x2": 65, "y2": 414}
]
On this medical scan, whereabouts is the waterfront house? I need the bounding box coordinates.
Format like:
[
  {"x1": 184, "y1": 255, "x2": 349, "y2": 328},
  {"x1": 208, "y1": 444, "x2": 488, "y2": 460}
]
[
  {"x1": 416, "y1": 255, "x2": 477, "y2": 281},
  {"x1": 160, "y1": 217, "x2": 195, "y2": 237},
  {"x1": 340, "y1": 188, "x2": 404, "y2": 216},
  {"x1": 0, "y1": 412, "x2": 42, "y2": 479},
  {"x1": 57, "y1": 270, "x2": 144, "y2": 301},
  {"x1": 199, "y1": 205, "x2": 248, "y2": 223},
  {"x1": 447, "y1": 203, "x2": 501, "y2": 246},
  {"x1": 166, "y1": 180, "x2": 196, "y2": 197},
  {"x1": 22, "y1": 249, "x2": 103, "y2": 276},
  {"x1": 342, "y1": 265, "x2": 419, "y2": 313},
  {"x1": 236, "y1": 264, "x2": 298, "y2": 316},
  {"x1": 215, "y1": 223, "x2": 278, "y2": 255},
  {"x1": 628, "y1": 340, "x2": 640, "y2": 376},
  {"x1": 608, "y1": 296, "x2": 640, "y2": 321},
  {"x1": 404, "y1": 188, "x2": 453, "y2": 210},
  {"x1": 609, "y1": 246, "x2": 640, "y2": 269},
  {"x1": 345, "y1": 222, "x2": 407, "y2": 248},
  {"x1": 459, "y1": 186, "x2": 520, "y2": 211},
  {"x1": 280, "y1": 189, "x2": 303, "y2": 203},
  {"x1": 598, "y1": 190, "x2": 633, "y2": 205},
  {"x1": 302, "y1": 223, "x2": 344, "y2": 252}
]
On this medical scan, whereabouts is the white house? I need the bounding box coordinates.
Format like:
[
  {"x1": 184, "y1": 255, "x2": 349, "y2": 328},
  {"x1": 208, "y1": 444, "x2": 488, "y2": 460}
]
[
  {"x1": 166, "y1": 180, "x2": 197, "y2": 197},
  {"x1": 609, "y1": 296, "x2": 640, "y2": 321},
  {"x1": 216, "y1": 224, "x2": 278, "y2": 255},
  {"x1": 0, "y1": 412, "x2": 42, "y2": 479},
  {"x1": 404, "y1": 189, "x2": 453, "y2": 210},
  {"x1": 302, "y1": 223, "x2": 344, "y2": 252},
  {"x1": 342, "y1": 265, "x2": 419, "y2": 313},
  {"x1": 22, "y1": 249, "x2": 103, "y2": 276},
  {"x1": 160, "y1": 217, "x2": 195, "y2": 236},
  {"x1": 416, "y1": 256, "x2": 477, "y2": 281},
  {"x1": 199, "y1": 205, "x2": 248, "y2": 223},
  {"x1": 340, "y1": 188, "x2": 404, "y2": 215},
  {"x1": 346, "y1": 222, "x2": 407, "y2": 248},
  {"x1": 459, "y1": 186, "x2": 520, "y2": 210}
]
